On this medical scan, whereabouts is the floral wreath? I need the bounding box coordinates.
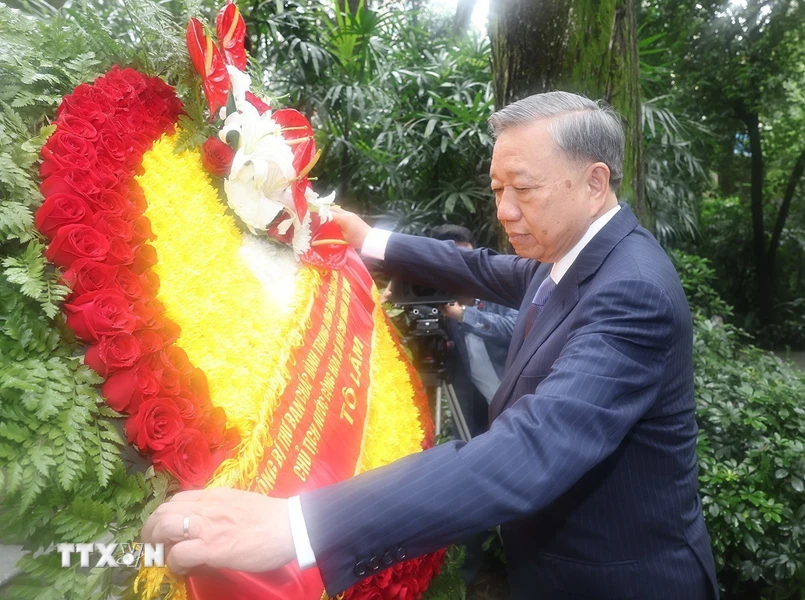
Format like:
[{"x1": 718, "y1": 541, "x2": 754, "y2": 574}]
[{"x1": 33, "y1": 3, "x2": 445, "y2": 599}]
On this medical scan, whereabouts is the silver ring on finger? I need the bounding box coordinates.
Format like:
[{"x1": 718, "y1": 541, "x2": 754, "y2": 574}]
[{"x1": 183, "y1": 516, "x2": 191, "y2": 539}]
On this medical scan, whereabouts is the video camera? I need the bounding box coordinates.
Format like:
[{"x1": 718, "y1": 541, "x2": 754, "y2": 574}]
[
  {"x1": 388, "y1": 278, "x2": 455, "y2": 383},
  {"x1": 386, "y1": 278, "x2": 473, "y2": 441}
]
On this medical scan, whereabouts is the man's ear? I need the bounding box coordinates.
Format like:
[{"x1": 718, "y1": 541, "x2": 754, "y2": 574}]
[{"x1": 587, "y1": 162, "x2": 611, "y2": 213}]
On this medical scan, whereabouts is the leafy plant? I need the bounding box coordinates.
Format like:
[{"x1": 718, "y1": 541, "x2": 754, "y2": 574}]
[
  {"x1": 0, "y1": 3, "x2": 197, "y2": 597},
  {"x1": 673, "y1": 250, "x2": 805, "y2": 599},
  {"x1": 248, "y1": 1, "x2": 497, "y2": 244}
]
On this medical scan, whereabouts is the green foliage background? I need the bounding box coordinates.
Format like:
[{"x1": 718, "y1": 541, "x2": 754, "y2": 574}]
[
  {"x1": 1, "y1": 1, "x2": 805, "y2": 599},
  {"x1": 669, "y1": 251, "x2": 805, "y2": 599}
]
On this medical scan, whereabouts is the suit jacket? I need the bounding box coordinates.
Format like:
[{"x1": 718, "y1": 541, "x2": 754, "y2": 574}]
[{"x1": 301, "y1": 203, "x2": 719, "y2": 599}]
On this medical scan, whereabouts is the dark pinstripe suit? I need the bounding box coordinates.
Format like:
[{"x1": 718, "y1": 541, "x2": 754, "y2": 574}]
[{"x1": 301, "y1": 203, "x2": 719, "y2": 599}]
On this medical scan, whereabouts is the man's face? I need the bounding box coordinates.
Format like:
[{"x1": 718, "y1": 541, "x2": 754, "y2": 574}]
[{"x1": 490, "y1": 119, "x2": 603, "y2": 262}]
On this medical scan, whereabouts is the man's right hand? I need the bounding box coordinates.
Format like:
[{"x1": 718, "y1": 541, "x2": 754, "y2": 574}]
[{"x1": 330, "y1": 206, "x2": 372, "y2": 249}]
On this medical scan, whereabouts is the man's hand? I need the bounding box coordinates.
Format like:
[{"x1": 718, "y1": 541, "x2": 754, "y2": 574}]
[
  {"x1": 440, "y1": 301, "x2": 464, "y2": 322},
  {"x1": 141, "y1": 488, "x2": 295, "y2": 575},
  {"x1": 330, "y1": 206, "x2": 372, "y2": 249}
]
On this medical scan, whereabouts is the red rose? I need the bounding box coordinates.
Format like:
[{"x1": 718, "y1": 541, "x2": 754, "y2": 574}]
[
  {"x1": 45, "y1": 224, "x2": 109, "y2": 269},
  {"x1": 159, "y1": 367, "x2": 184, "y2": 396},
  {"x1": 197, "y1": 406, "x2": 227, "y2": 447},
  {"x1": 97, "y1": 153, "x2": 131, "y2": 182},
  {"x1": 132, "y1": 244, "x2": 157, "y2": 274},
  {"x1": 141, "y1": 89, "x2": 167, "y2": 118},
  {"x1": 130, "y1": 133, "x2": 155, "y2": 156},
  {"x1": 43, "y1": 130, "x2": 97, "y2": 164},
  {"x1": 94, "y1": 211, "x2": 133, "y2": 242},
  {"x1": 131, "y1": 216, "x2": 155, "y2": 244},
  {"x1": 152, "y1": 428, "x2": 215, "y2": 489},
  {"x1": 132, "y1": 300, "x2": 163, "y2": 330},
  {"x1": 99, "y1": 66, "x2": 137, "y2": 101},
  {"x1": 120, "y1": 67, "x2": 148, "y2": 94},
  {"x1": 40, "y1": 142, "x2": 96, "y2": 180},
  {"x1": 63, "y1": 259, "x2": 117, "y2": 296},
  {"x1": 155, "y1": 116, "x2": 176, "y2": 137},
  {"x1": 57, "y1": 93, "x2": 107, "y2": 128},
  {"x1": 104, "y1": 238, "x2": 134, "y2": 266},
  {"x1": 56, "y1": 84, "x2": 89, "y2": 117},
  {"x1": 56, "y1": 114, "x2": 98, "y2": 141},
  {"x1": 171, "y1": 392, "x2": 203, "y2": 426},
  {"x1": 40, "y1": 171, "x2": 90, "y2": 199},
  {"x1": 125, "y1": 396, "x2": 184, "y2": 452},
  {"x1": 154, "y1": 317, "x2": 181, "y2": 346},
  {"x1": 41, "y1": 170, "x2": 101, "y2": 207},
  {"x1": 112, "y1": 267, "x2": 145, "y2": 301},
  {"x1": 343, "y1": 578, "x2": 382, "y2": 600},
  {"x1": 97, "y1": 129, "x2": 131, "y2": 164},
  {"x1": 200, "y1": 137, "x2": 235, "y2": 177},
  {"x1": 64, "y1": 289, "x2": 136, "y2": 343},
  {"x1": 102, "y1": 362, "x2": 162, "y2": 413},
  {"x1": 84, "y1": 332, "x2": 143, "y2": 376},
  {"x1": 160, "y1": 346, "x2": 194, "y2": 376},
  {"x1": 134, "y1": 329, "x2": 166, "y2": 354},
  {"x1": 123, "y1": 180, "x2": 148, "y2": 214},
  {"x1": 85, "y1": 188, "x2": 134, "y2": 217},
  {"x1": 139, "y1": 270, "x2": 160, "y2": 296},
  {"x1": 35, "y1": 193, "x2": 94, "y2": 240},
  {"x1": 189, "y1": 367, "x2": 211, "y2": 403}
]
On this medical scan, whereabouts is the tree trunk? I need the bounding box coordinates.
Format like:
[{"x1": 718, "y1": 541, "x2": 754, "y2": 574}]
[
  {"x1": 737, "y1": 107, "x2": 773, "y2": 321},
  {"x1": 488, "y1": 0, "x2": 648, "y2": 229},
  {"x1": 767, "y1": 145, "x2": 805, "y2": 290},
  {"x1": 453, "y1": 0, "x2": 478, "y2": 35}
]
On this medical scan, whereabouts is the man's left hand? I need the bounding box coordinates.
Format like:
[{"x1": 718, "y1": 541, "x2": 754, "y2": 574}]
[
  {"x1": 141, "y1": 488, "x2": 295, "y2": 575},
  {"x1": 440, "y1": 301, "x2": 464, "y2": 322}
]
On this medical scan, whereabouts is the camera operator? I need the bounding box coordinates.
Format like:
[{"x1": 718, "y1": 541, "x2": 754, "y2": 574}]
[{"x1": 430, "y1": 225, "x2": 518, "y2": 437}]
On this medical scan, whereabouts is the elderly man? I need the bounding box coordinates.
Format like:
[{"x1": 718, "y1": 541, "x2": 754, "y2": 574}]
[{"x1": 144, "y1": 92, "x2": 719, "y2": 599}]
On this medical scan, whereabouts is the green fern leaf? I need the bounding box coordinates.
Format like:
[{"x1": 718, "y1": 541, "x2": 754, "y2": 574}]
[{"x1": 0, "y1": 202, "x2": 34, "y2": 242}]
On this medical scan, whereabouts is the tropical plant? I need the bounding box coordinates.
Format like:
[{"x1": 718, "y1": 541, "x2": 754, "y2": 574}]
[
  {"x1": 247, "y1": 0, "x2": 497, "y2": 244},
  {"x1": 672, "y1": 250, "x2": 805, "y2": 599}
]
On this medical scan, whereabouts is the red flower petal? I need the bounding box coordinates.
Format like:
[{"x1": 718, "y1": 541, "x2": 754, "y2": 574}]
[
  {"x1": 215, "y1": 1, "x2": 248, "y2": 71},
  {"x1": 186, "y1": 18, "x2": 230, "y2": 119}
]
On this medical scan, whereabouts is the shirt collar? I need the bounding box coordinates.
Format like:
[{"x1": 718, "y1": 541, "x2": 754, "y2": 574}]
[{"x1": 550, "y1": 204, "x2": 621, "y2": 284}]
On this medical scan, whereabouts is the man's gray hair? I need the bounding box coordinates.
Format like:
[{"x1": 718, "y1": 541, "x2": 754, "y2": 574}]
[{"x1": 488, "y1": 91, "x2": 625, "y2": 190}]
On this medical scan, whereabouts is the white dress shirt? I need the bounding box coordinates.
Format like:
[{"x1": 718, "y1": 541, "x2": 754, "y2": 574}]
[{"x1": 288, "y1": 203, "x2": 622, "y2": 570}]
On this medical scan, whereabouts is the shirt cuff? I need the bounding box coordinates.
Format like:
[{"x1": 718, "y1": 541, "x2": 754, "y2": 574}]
[
  {"x1": 361, "y1": 228, "x2": 393, "y2": 261},
  {"x1": 288, "y1": 495, "x2": 317, "y2": 570}
]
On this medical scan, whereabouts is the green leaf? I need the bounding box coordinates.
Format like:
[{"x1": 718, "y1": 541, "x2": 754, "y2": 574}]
[
  {"x1": 424, "y1": 118, "x2": 437, "y2": 138},
  {"x1": 0, "y1": 202, "x2": 34, "y2": 242}
]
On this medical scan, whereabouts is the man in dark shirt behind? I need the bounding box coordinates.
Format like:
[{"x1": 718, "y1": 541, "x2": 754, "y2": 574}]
[{"x1": 430, "y1": 224, "x2": 518, "y2": 438}]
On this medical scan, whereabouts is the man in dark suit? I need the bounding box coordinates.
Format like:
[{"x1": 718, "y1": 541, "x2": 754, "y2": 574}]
[{"x1": 144, "y1": 91, "x2": 719, "y2": 599}]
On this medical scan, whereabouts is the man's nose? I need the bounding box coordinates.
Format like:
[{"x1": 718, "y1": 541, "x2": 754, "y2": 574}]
[{"x1": 496, "y1": 193, "x2": 520, "y2": 222}]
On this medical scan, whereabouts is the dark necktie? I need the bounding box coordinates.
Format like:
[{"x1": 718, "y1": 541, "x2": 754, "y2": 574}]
[{"x1": 525, "y1": 276, "x2": 557, "y2": 337}]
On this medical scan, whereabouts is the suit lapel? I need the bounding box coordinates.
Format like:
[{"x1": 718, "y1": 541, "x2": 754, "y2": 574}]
[
  {"x1": 489, "y1": 275, "x2": 579, "y2": 419},
  {"x1": 489, "y1": 202, "x2": 640, "y2": 422}
]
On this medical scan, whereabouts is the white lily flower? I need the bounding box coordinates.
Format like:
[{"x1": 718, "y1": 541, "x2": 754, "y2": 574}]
[
  {"x1": 226, "y1": 65, "x2": 251, "y2": 104},
  {"x1": 224, "y1": 174, "x2": 285, "y2": 234}
]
